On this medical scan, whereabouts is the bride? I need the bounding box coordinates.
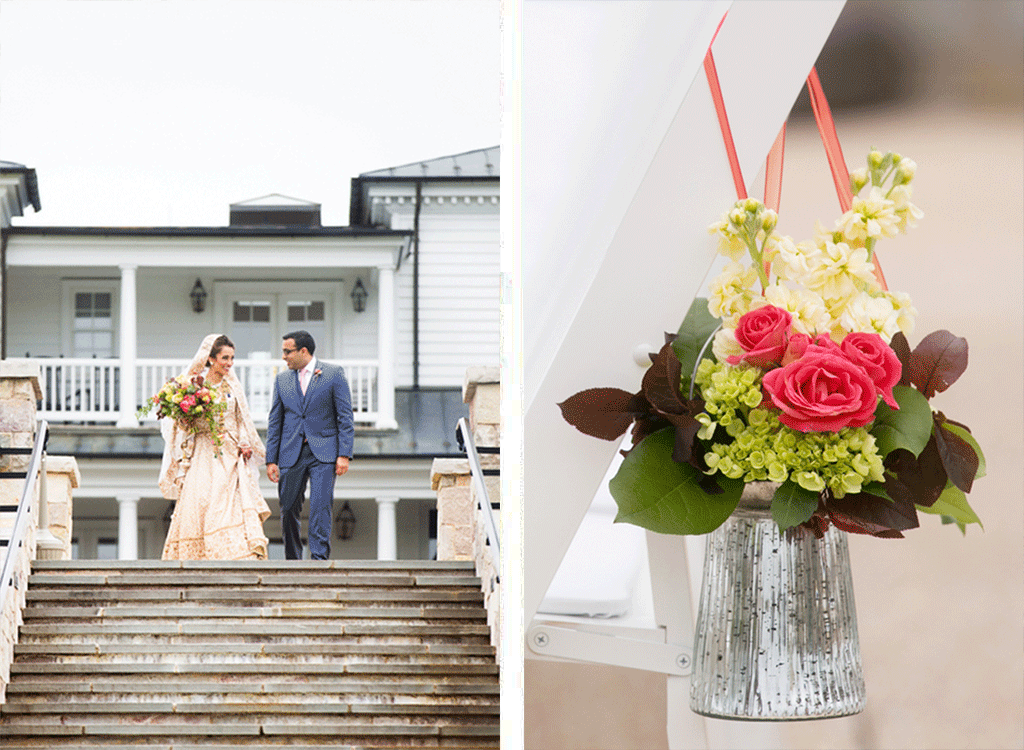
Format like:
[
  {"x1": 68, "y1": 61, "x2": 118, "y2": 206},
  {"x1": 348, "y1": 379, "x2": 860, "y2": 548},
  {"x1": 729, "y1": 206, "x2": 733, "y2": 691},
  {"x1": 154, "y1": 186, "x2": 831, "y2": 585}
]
[{"x1": 159, "y1": 333, "x2": 271, "y2": 560}]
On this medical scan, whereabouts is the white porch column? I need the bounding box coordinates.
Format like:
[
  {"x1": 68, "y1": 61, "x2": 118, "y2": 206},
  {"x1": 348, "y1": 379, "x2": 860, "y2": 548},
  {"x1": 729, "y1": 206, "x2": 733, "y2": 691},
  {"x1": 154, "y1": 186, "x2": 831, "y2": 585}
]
[
  {"x1": 117, "y1": 494, "x2": 139, "y2": 560},
  {"x1": 375, "y1": 264, "x2": 398, "y2": 429},
  {"x1": 375, "y1": 496, "x2": 399, "y2": 561},
  {"x1": 116, "y1": 263, "x2": 139, "y2": 427}
]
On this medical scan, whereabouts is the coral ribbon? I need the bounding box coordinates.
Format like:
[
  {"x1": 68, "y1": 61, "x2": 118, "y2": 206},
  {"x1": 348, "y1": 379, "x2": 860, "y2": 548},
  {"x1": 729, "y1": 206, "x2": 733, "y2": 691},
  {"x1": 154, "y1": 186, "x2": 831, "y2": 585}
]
[{"x1": 703, "y1": 19, "x2": 888, "y2": 290}]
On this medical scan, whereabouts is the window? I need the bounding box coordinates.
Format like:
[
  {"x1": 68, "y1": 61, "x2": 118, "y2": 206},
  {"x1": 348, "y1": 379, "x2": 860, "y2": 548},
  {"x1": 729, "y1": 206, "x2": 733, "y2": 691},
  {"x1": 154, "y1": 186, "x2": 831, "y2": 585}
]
[
  {"x1": 62, "y1": 281, "x2": 118, "y2": 358},
  {"x1": 287, "y1": 300, "x2": 325, "y2": 323},
  {"x1": 73, "y1": 291, "x2": 114, "y2": 358}
]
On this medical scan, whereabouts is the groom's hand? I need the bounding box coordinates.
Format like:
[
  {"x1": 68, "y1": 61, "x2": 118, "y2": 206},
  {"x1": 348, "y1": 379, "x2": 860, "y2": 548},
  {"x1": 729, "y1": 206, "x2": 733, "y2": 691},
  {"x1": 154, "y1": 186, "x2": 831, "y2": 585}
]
[
  {"x1": 266, "y1": 463, "x2": 280, "y2": 483},
  {"x1": 335, "y1": 457, "x2": 350, "y2": 476}
]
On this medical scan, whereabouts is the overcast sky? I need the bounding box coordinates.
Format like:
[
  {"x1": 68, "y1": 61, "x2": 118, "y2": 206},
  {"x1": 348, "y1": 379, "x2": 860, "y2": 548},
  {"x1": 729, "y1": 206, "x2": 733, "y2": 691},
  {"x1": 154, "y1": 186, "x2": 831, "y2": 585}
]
[{"x1": 0, "y1": 0, "x2": 499, "y2": 227}]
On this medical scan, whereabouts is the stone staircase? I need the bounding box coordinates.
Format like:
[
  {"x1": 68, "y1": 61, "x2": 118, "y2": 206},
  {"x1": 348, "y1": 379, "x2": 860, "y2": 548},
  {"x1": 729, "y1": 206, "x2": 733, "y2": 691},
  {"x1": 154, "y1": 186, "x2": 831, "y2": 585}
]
[{"x1": 0, "y1": 559, "x2": 499, "y2": 748}]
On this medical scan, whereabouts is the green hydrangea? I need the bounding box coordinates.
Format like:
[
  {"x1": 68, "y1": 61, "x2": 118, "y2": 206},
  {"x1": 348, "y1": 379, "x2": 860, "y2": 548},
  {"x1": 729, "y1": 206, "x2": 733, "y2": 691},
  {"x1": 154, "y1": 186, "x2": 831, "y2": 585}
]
[{"x1": 694, "y1": 360, "x2": 885, "y2": 497}]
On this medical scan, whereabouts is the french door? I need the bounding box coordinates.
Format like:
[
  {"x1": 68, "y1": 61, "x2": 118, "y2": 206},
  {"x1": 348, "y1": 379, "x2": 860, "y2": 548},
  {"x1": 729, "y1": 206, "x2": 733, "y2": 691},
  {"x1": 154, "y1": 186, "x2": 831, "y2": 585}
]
[{"x1": 217, "y1": 283, "x2": 337, "y2": 359}]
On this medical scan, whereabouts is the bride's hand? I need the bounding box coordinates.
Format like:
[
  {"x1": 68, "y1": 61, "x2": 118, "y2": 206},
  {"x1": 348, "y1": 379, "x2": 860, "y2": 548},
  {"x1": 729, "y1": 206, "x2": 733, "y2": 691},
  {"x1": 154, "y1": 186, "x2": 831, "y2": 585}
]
[{"x1": 239, "y1": 444, "x2": 253, "y2": 460}]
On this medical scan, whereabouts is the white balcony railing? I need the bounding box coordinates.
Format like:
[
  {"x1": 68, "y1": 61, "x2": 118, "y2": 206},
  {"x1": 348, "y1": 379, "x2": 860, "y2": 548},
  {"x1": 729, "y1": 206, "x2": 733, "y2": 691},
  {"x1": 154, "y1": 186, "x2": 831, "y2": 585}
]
[{"x1": 32, "y1": 358, "x2": 382, "y2": 427}]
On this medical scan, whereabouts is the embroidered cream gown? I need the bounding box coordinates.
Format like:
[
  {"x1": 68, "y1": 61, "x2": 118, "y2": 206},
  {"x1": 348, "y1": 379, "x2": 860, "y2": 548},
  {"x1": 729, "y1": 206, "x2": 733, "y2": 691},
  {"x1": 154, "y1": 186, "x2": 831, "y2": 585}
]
[{"x1": 161, "y1": 379, "x2": 271, "y2": 560}]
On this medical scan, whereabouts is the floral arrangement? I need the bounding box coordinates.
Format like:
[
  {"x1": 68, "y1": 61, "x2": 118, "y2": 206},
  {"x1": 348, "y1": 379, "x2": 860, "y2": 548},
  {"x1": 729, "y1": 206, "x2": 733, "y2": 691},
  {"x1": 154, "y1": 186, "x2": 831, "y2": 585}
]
[
  {"x1": 561, "y1": 150, "x2": 984, "y2": 539},
  {"x1": 138, "y1": 374, "x2": 226, "y2": 448}
]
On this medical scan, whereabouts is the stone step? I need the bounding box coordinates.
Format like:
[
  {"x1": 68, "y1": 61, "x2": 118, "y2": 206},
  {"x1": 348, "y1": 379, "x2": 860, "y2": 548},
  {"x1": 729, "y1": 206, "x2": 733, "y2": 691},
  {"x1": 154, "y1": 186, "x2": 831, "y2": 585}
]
[
  {"x1": 27, "y1": 573, "x2": 483, "y2": 590},
  {"x1": 25, "y1": 587, "x2": 485, "y2": 603},
  {"x1": 1, "y1": 701, "x2": 499, "y2": 715},
  {"x1": 0, "y1": 718, "x2": 499, "y2": 737},
  {"x1": 12, "y1": 651, "x2": 496, "y2": 666},
  {"x1": 11, "y1": 662, "x2": 499, "y2": 675},
  {"x1": 22, "y1": 605, "x2": 487, "y2": 620},
  {"x1": 17, "y1": 621, "x2": 492, "y2": 637},
  {"x1": 14, "y1": 642, "x2": 495, "y2": 657},
  {"x1": 5, "y1": 678, "x2": 500, "y2": 695}
]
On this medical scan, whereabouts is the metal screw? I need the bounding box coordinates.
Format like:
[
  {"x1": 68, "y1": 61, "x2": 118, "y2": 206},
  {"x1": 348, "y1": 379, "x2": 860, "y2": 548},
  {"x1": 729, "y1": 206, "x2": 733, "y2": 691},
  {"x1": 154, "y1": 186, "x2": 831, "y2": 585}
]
[
  {"x1": 532, "y1": 631, "x2": 550, "y2": 648},
  {"x1": 676, "y1": 653, "x2": 690, "y2": 670}
]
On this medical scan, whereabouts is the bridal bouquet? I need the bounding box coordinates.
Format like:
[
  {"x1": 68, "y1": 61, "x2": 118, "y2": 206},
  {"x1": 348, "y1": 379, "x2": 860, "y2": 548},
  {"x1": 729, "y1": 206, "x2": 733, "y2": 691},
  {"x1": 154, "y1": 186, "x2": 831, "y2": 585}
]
[
  {"x1": 560, "y1": 150, "x2": 984, "y2": 539},
  {"x1": 138, "y1": 374, "x2": 226, "y2": 447}
]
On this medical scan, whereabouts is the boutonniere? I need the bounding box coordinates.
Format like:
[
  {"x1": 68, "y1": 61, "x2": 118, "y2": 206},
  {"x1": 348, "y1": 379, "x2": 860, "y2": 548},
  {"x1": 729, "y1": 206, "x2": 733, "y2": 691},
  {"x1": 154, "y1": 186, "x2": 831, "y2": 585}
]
[{"x1": 314, "y1": 369, "x2": 322, "y2": 378}]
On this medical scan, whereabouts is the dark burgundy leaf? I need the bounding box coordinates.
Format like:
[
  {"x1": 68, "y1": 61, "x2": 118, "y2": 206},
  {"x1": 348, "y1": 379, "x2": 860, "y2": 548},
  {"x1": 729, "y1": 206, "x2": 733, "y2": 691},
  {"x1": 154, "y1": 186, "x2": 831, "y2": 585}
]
[
  {"x1": 829, "y1": 512, "x2": 905, "y2": 538},
  {"x1": 883, "y1": 437, "x2": 948, "y2": 507},
  {"x1": 670, "y1": 419, "x2": 702, "y2": 465},
  {"x1": 909, "y1": 330, "x2": 968, "y2": 399},
  {"x1": 559, "y1": 388, "x2": 638, "y2": 440},
  {"x1": 933, "y1": 417, "x2": 979, "y2": 493},
  {"x1": 889, "y1": 331, "x2": 913, "y2": 388},
  {"x1": 827, "y1": 491, "x2": 919, "y2": 535},
  {"x1": 641, "y1": 342, "x2": 686, "y2": 415}
]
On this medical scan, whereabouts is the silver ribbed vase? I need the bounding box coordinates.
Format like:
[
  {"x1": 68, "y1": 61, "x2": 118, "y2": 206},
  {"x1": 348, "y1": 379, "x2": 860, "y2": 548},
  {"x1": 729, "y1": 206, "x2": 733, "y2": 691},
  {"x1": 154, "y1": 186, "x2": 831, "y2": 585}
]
[{"x1": 689, "y1": 482, "x2": 866, "y2": 720}]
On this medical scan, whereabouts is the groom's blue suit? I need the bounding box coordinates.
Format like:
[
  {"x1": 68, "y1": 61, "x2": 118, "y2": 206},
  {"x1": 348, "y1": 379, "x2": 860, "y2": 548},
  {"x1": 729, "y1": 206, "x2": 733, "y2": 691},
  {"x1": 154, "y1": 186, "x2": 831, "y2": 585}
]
[{"x1": 265, "y1": 360, "x2": 354, "y2": 559}]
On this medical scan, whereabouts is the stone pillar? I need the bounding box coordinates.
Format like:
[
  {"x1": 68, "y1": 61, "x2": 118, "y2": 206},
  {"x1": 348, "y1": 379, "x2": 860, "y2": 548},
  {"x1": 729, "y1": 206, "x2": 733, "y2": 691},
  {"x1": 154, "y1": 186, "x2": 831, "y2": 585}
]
[
  {"x1": 116, "y1": 263, "x2": 138, "y2": 427},
  {"x1": 431, "y1": 458, "x2": 473, "y2": 561},
  {"x1": 375, "y1": 264, "x2": 398, "y2": 429},
  {"x1": 117, "y1": 495, "x2": 139, "y2": 560},
  {"x1": 39, "y1": 456, "x2": 80, "y2": 561},
  {"x1": 0, "y1": 360, "x2": 42, "y2": 705},
  {"x1": 0, "y1": 359, "x2": 41, "y2": 535},
  {"x1": 464, "y1": 365, "x2": 500, "y2": 503},
  {"x1": 375, "y1": 496, "x2": 398, "y2": 561}
]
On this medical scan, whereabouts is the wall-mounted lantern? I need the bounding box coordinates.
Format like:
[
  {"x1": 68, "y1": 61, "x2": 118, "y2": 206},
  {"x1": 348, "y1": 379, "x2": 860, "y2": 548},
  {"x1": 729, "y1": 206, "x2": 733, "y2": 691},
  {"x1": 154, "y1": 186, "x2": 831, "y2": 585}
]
[
  {"x1": 337, "y1": 501, "x2": 357, "y2": 540},
  {"x1": 351, "y1": 279, "x2": 368, "y2": 313},
  {"x1": 190, "y1": 279, "x2": 208, "y2": 313}
]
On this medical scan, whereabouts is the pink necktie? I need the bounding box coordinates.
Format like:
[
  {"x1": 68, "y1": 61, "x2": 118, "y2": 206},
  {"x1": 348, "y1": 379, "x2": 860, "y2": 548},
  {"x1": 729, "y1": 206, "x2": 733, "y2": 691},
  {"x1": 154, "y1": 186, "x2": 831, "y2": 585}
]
[{"x1": 299, "y1": 368, "x2": 309, "y2": 395}]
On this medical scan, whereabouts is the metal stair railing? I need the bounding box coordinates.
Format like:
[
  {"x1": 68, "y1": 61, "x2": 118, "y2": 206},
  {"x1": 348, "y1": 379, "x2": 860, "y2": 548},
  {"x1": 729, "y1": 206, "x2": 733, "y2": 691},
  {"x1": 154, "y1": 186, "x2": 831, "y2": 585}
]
[
  {"x1": 0, "y1": 421, "x2": 49, "y2": 631},
  {"x1": 455, "y1": 417, "x2": 500, "y2": 578}
]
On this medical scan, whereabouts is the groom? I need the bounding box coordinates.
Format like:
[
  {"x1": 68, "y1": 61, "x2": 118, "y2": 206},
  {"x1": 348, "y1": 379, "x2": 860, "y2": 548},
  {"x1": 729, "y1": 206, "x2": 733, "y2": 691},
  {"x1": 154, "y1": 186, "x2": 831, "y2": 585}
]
[{"x1": 265, "y1": 330, "x2": 354, "y2": 560}]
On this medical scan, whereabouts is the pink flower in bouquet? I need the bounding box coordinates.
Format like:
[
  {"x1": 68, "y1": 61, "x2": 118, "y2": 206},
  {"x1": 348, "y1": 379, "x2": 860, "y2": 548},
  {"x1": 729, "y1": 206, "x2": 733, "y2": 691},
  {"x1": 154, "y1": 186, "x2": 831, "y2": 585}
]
[
  {"x1": 840, "y1": 332, "x2": 901, "y2": 408},
  {"x1": 762, "y1": 348, "x2": 879, "y2": 432},
  {"x1": 727, "y1": 305, "x2": 792, "y2": 368},
  {"x1": 179, "y1": 395, "x2": 197, "y2": 412},
  {"x1": 780, "y1": 332, "x2": 812, "y2": 366}
]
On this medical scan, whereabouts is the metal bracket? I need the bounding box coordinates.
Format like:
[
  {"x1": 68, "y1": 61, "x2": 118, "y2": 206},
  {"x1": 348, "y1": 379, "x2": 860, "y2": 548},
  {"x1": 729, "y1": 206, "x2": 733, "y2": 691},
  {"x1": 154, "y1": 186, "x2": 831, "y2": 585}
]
[{"x1": 526, "y1": 622, "x2": 692, "y2": 676}]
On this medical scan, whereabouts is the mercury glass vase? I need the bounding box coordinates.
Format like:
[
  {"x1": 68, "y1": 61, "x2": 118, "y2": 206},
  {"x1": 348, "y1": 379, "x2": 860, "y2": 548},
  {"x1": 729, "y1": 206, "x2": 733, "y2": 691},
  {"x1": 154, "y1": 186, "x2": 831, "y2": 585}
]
[{"x1": 689, "y1": 482, "x2": 866, "y2": 720}]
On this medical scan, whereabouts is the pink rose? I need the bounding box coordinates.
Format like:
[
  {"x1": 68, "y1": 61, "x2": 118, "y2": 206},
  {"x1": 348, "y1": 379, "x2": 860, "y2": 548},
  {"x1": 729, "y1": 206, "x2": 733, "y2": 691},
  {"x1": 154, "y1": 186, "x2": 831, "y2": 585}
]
[
  {"x1": 761, "y1": 349, "x2": 880, "y2": 432},
  {"x1": 840, "y1": 332, "x2": 902, "y2": 408},
  {"x1": 180, "y1": 395, "x2": 196, "y2": 411},
  {"x1": 780, "y1": 333, "x2": 812, "y2": 366},
  {"x1": 727, "y1": 305, "x2": 793, "y2": 368}
]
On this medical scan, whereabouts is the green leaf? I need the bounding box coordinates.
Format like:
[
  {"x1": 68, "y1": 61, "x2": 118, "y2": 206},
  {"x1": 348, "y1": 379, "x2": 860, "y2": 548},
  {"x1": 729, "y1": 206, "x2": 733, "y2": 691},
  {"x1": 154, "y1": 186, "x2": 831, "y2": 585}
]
[
  {"x1": 941, "y1": 421, "x2": 986, "y2": 480},
  {"x1": 872, "y1": 384, "x2": 933, "y2": 457},
  {"x1": 672, "y1": 297, "x2": 721, "y2": 398},
  {"x1": 609, "y1": 427, "x2": 742, "y2": 535},
  {"x1": 770, "y1": 481, "x2": 819, "y2": 530},
  {"x1": 917, "y1": 483, "x2": 983, "y2": 531}
]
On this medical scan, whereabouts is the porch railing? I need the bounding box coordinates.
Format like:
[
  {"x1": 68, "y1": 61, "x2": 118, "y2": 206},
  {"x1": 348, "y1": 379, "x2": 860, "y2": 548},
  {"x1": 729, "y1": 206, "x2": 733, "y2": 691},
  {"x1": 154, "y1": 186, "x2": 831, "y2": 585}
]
[{"x1": 32, "y1": 358, "x2": 382, "y2": 427}]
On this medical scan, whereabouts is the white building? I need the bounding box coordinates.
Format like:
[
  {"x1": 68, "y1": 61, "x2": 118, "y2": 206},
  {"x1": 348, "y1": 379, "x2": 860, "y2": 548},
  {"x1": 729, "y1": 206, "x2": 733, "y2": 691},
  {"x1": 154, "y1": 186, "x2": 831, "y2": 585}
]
[{"x1": 0, "y1": 147, "x2": 499, "y2": 560}]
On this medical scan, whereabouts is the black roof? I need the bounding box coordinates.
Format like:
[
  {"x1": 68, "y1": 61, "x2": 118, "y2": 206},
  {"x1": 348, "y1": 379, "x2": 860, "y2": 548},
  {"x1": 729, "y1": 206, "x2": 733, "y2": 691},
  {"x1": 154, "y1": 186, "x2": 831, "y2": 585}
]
[{"x1": 0, "y1": 161, "x2": 42, "y2": 212}]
